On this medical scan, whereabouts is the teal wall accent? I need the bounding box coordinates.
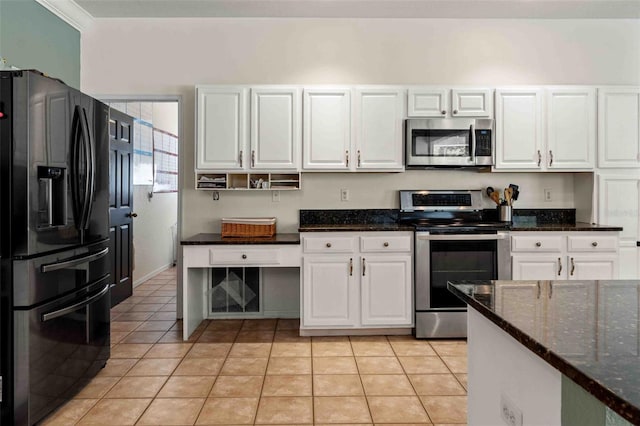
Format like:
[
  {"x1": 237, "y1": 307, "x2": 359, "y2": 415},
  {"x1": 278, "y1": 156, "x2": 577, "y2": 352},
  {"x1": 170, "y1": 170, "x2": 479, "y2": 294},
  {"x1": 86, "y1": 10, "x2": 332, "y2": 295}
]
[
  {"x1": 562, "y1": 376, "x2": 634, "y2": 426},
  {"x1": 0, "y1": 0, "x2": 80, "y2": 88}
]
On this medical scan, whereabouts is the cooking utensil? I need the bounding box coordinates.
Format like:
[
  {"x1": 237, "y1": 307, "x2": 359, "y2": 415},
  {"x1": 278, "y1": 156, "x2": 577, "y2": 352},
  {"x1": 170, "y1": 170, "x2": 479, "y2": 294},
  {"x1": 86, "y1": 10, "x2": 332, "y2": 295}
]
[
  {"x1": 504, "y1": 188, "x2": 514, "y2": 206},
  {"x1": 508, "y1": 184, "x2": 519, "y2": 201},
  {"x1": 486, "y1": 187, "x2": 494, "y2": 197},
  {"x1": 489, "y1": 191, "x2": 501, "y2": 206}
]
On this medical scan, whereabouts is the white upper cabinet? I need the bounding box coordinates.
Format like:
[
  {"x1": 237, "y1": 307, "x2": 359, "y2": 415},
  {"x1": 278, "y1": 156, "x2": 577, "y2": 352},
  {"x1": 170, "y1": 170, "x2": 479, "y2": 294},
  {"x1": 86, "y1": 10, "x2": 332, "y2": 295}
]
[
  {"x1": 302, "y1": 88, "x2": 352, "y2": 170},
  {"x1": 408, "y1": 87, "x2": 492, "y2": 118},
  {"x1": 494, "y1": 88, "x2": 544, "y2": 170},
  {"x1": 598, "y1": 88, "x2": 640, "y2": 168},
  {"x1": 545, "y1": 87, "x2": 596, "y2": 170},
  {"x1": 250, "y1": 87, "x2": 301, "y2": 170},
  {"x1": 196, "y1": 86, "x2": 247, "y2": 170},
  {"x1": 354, "y1": 87, "x2": 405, "y2": 170}
]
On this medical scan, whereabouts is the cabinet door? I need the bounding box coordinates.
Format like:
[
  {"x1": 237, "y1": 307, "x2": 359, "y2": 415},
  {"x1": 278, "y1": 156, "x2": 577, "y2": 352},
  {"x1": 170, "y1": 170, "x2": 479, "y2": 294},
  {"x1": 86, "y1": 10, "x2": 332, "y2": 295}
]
[
  {"x1": 598, "y1": 88, "x2": 640, "y2": 168},
  {"x1": 302, "y1": 88, "x2": 351, "y2": 170},
  {"x1": 451, "y1": 88, "x2": 493, "y2": 118},
  {"x1": 196, "y1": 86, "x2": 247, "y2": 170},
  {"x1": 512, "y1": 255, "x2": 564, "y2": 280},
  {"x1": 494, "y1": 88, "x2": 544, "y2": 170},
  {"x1": 547, "y1": 281, "x2": 596, "y2": 359},
  {"x1": 302, "y1": 256, "x2": 356, "y2": 327},
  {"x1": 494, "y1": 281, "x2": 543, "y2": 339},
  {"x1": 598, "y1": 174, "x2": 640, "y2": 278},
  {"x1": 546, "y1": 87, "x2": 596, "y2": 170},
  {"x1": 354, "y1": 88, "x2": 404, "y2": 170},
  {"x1": 598, "y1": 281, "x2": 640, "y2": 358},
  {"x1": 250, "y1": 87, "x2": 300, "y2": 170},
  {"x1": 407, "y1": 88, "x2": 448, "y2": 117},
  {"x1": 360, "y1": 255, "x2": 412, "y2": 326},
  {"x1": 568, "y1": 255, "x2": 618, "y2": 280}
]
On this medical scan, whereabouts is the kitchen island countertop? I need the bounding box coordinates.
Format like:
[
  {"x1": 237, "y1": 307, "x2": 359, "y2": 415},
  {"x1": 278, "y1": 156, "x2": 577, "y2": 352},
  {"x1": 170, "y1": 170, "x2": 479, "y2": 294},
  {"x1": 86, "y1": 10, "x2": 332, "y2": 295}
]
[{"x1": 448, "y1": 279, "x2": 640, "y2": 425}]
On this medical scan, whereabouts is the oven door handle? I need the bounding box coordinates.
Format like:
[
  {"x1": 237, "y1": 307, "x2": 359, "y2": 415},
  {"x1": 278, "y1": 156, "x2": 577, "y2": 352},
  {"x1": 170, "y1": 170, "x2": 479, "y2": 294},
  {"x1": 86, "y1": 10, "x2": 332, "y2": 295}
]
[
  {"x1": 42, "y1": 282, "x2": 110, "y2": 322},
  {"x1": 416, "y1": 234, "x2": 507, "y2": 241}
]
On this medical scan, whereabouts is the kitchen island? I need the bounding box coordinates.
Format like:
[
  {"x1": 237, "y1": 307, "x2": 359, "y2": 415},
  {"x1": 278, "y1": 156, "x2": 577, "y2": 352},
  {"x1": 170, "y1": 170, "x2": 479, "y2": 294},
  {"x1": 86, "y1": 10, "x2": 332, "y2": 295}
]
[{"x1": 448, "y1": 280, "x2": 638, "y2": 426}]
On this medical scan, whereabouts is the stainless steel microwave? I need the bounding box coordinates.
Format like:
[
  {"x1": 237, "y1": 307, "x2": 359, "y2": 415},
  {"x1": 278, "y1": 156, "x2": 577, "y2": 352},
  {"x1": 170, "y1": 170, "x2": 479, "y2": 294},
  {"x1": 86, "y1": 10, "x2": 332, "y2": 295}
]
[{"x1": 405, "y1": 118, "x2": 494, "y2": 167}]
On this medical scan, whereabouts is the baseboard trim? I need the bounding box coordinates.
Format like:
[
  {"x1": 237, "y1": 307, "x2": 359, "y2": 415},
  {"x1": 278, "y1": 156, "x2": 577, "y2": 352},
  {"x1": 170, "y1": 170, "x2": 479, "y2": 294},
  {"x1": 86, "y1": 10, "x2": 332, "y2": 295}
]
[
  {"x1": 300, "y1": 327, "x2": 413, "y2": 337},
  {"x1": 133, "y1": 263, "x2": 174, "y2": 287}
]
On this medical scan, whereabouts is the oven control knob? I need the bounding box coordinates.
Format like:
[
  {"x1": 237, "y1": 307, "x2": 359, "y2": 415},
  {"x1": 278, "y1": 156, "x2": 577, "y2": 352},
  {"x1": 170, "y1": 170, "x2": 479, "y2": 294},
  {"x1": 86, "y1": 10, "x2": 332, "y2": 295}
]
[
  {"x1": 326, "y1": 242, "x2": 332, "y2": 248},
  {"x1": 592, "y1": 241, "x2": 598, "y2": 247},
  {"x1": 536, "y1": 242, "x2": 542, "y2": 247},
  {"x1": 383, "y1": 242, "x2": 389, "y2": 247}
]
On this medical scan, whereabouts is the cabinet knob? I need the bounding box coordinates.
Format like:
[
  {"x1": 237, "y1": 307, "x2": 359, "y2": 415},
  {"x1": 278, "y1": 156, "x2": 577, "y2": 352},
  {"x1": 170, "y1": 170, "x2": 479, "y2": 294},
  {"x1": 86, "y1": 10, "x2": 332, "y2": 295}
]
[
  {"x1": 536, "y1": 242, "x2": 542, "y2": 247},
  {"x1": 326, "y1": 242, "x2": 332, "y2": 248},
  {"x1": 592, "y1": 241, "x2": 598, "y2": 247},
  {"x1": 453, "y1": 109, "x2": 458, "y2": 115},
  {"x1": 242, "y1": 254, "x2": 247, "y2": 259},
  {"x1": 441, "y1": 110, "x2": 446, "y2": 115},
  {"x1": 383, "y1": 242, "x2": 389, "y2": 247}
]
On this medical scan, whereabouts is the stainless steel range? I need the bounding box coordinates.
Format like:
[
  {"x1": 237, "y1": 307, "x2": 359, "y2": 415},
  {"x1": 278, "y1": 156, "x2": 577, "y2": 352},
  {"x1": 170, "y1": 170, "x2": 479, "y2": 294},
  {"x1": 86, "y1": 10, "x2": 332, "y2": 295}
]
[{"x1": 399, "y1": 190, "x2": 511, "y2": 338}]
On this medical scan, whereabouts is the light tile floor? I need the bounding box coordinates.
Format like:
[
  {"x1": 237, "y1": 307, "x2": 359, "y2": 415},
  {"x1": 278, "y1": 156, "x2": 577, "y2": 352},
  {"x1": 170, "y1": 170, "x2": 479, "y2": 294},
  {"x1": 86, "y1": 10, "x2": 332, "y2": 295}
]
[{"x1": 40, "y1": 267, "x2": 468, "y2": 425}]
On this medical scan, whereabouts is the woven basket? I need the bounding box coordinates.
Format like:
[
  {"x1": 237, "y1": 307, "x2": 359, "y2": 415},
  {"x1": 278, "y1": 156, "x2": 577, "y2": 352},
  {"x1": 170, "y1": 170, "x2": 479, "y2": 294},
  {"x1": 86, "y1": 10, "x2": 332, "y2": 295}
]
[{"x1": 221, "y1": 217, "x2": 276, "y2": 238}]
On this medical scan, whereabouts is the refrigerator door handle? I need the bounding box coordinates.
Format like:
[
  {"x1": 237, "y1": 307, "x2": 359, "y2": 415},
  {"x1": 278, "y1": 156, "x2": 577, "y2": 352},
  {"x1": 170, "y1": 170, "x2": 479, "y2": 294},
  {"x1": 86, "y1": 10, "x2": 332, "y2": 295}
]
[
  {"x1": 41, "y1": 247, "x2": 109, "y2": 273},
  {"x1": 70, "y1": 106, "x2": 84, "y2": 229},
  {"x1": 41, "y1": 281, "x2": 110, "y2": 322},
  {"x1": 79, "y1": 107, "x2": 95, "y2": 230}
]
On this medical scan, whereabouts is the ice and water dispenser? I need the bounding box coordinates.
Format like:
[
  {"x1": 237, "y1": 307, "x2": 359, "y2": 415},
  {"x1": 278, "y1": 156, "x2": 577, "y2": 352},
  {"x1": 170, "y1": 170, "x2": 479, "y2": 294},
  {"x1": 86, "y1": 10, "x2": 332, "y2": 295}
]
[{"x1": 37, "y1": 166, "x2": 66, "y2": 228}]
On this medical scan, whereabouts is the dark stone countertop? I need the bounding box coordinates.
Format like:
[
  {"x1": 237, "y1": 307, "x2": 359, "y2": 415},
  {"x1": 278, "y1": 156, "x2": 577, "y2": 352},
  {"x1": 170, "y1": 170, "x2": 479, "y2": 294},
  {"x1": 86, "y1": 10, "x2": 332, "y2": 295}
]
[
  {"x1": 181, "y1": 233, "x2": 300, "y2": 245},
  {"x1": 448, "y1": 280, "x2": 640, "y2": 425},
  {"x1": 509, "y1": 222, "x2": 623, "y2": 232},
  {"x1": 299, "y1": 224, "x2": 415, "y2": 232}
]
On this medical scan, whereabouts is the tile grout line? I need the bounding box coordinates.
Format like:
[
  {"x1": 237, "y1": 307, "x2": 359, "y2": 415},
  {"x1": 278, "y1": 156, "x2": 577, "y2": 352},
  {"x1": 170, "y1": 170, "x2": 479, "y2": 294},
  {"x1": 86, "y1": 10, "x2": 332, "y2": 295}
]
[{"x1": 349, "y1": 336, "x2": 374, "y2": 424}]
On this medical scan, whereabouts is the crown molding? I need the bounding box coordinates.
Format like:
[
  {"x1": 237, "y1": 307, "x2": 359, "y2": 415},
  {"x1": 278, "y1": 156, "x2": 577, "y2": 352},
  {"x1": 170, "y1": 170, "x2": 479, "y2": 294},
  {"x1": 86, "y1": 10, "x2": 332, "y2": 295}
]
[{"x1": 35, "y1": 0, "x2": 94, "y2": 32}]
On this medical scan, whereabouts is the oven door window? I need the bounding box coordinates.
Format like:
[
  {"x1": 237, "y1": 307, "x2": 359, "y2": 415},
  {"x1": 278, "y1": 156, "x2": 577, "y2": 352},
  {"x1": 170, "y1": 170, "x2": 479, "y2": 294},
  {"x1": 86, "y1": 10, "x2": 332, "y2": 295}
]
[
  {"x1": 412, "y1": 129, "x2": 471, "y2": 157},
  {"x1": 430, "y1": 239, "x2": 497, "y2": 308}
]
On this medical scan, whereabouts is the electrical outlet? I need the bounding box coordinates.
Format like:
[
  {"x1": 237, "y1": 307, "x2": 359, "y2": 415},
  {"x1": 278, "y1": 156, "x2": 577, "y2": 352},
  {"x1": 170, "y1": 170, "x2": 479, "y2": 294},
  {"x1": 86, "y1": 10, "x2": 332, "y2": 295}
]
[
  {"x1": 272, "y1": 190, "x2": 280, "y2": 202},
  {"x1": 341, "y1": 188, "x2": 350, "y2": 202},
  {"x1": 544, "y1": 188, "x2": 552, "y2": 202},
  {"x1": 500, "y1": 394, "x2": 523, "y2": 426}
]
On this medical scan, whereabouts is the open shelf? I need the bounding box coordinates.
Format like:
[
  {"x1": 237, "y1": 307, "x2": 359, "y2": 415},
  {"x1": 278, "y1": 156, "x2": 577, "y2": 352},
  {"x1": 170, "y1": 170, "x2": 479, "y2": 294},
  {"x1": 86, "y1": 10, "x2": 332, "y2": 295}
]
[{"x1": 195, "y1": 172, "x2": 301, "y2": 191}]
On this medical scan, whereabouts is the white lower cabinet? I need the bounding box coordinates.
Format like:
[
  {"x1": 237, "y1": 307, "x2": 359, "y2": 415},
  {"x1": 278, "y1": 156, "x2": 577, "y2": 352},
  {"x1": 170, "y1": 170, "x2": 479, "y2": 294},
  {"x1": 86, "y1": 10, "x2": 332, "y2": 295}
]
[
  {"x1": 494, "y1": 281, "x2": 544, "y2": 340},
  {"x1": 511, "y1": 232, "x2": 620, "y2": 280},
  {"x1": 302, "y1": 256, "x2": 356, "y2": 327},
  {"x1": 301, "y1": 232, "x2": 413, "y2": 330}
]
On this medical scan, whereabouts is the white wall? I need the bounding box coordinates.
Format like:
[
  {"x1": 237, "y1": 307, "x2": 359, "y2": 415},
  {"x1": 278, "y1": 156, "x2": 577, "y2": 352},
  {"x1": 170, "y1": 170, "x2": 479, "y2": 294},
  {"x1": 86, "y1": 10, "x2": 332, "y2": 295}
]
[
  {"x1": 131, "y1": 101, "x2": 179, "y2": 284},
  {"x1": 81, "y1": 18, "x2": 640, "y2": 237}
]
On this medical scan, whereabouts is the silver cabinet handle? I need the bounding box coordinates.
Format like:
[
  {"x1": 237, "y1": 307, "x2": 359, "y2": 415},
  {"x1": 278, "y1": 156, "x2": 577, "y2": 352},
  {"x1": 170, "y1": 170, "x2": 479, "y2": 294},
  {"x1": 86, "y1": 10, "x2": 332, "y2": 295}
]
[
  {"x1": 42, "y1": 247, "x2": 109, "y2": 273},
  {"x1": 326, "y1": 242, "x2": 332, "y2": 248},
  {"x1": 549, "y1": 282, "x2": 553, "y2": 298},
  {"x1": 242, "y1": 254, "x2": 247, "y2": 259},
  {"x1": 362, "y1": 257, "x2": 366, "y2": 276},
  {"x1": 570, "y1": 257, "x2": 575, "y2": 276},
  {"x1": 453, "y1": 109, "x2": 458, "y2": 115},
  {"x1": 549, "y1": 150, "x2": 554, "y2": 166},
  {"x1": 239, "y1": 150, "x2": 243, "y2": 168},
  {"x1": 349, "y1": 258, "x2": 353, "y2": 276},
  {"x1": 592, "y1": 241, "x2": 598, "y2": 247},
  {"x1": 383, "y1": 242, "x2": 389, "y2": 247},
  {"x1": 558, "y1": 257, "x2": 562, "y2": 276},
  {"x1": 345, "y1": 150, "x2": 349, "y2": 167},
  {"x1": 42, "y1": 282, "x2": 110, "y2": 322},
  {"x1": 536, "y1": 242, "x2": 542, "y2": 247},
  {"x1": 251, "y1": 150, "x2": 256, "y2": 168},
  {"x1": 537, "y1": 150, "x2": 542, "y2": 167},
  {"x1": 441, "y1": 110, "x2": 446, "y2": 115},
  {"x1": 536, "y1": 282, "x2": 541, "y2": 299},
  {"x1": 357, "y1": 150, "x2": 361, "y2": 167}
]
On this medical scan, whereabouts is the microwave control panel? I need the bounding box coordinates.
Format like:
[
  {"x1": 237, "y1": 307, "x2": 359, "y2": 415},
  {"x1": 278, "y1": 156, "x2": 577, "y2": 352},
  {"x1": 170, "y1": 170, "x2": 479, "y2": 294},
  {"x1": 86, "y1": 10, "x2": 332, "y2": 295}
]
[{"x1": 475, "y1": 130, "x2": 492, "y2": 156}]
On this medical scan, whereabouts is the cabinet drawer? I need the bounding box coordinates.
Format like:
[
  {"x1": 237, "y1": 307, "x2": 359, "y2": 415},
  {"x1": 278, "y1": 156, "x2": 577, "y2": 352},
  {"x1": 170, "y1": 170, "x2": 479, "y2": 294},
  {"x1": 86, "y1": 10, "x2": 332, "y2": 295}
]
[
  {"x1": 360, "y1": 235, "x2": 412, "y2": 253},
  {"x1": 567, "y1": 235, "x2": 618, "y2": 252},
  {"x1": 511, "y1": 235, "x2": 563, "y2": 252},
  {"x1": 210, "y1": 248, "x2": 280, "y2": 265},
  {"x1": 303, "y1": 236, "x2": 356, "y2": 253}
]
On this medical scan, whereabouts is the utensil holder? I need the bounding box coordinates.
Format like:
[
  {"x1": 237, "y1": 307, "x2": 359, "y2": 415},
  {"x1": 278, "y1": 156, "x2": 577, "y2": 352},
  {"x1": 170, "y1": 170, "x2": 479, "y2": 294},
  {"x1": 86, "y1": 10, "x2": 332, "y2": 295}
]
[{"x1": 499, "y1": 205, "x2": 513, "y2": 222}]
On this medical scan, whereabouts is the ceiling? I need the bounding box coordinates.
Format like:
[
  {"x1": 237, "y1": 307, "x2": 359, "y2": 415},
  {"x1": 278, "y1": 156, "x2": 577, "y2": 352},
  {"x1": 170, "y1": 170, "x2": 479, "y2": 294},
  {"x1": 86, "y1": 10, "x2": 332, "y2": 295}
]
[{"x1": 73, "y1": 0, "x2": 640, "y2": 19}]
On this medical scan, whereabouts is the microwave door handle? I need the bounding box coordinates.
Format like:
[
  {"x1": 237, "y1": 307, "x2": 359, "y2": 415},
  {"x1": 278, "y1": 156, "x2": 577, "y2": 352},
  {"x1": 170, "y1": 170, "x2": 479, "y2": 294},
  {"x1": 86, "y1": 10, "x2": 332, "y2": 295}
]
[{"x1": 470, "y1": 123, "x2": 476, "y2": 164}]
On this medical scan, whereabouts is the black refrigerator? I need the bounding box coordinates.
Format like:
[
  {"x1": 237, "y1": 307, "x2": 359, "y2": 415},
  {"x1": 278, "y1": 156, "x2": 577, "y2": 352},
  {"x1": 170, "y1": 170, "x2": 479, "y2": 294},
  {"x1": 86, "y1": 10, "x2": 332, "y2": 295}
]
[{"x1": 0, "y1": 70, "x2": 111, "y2": 425}]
